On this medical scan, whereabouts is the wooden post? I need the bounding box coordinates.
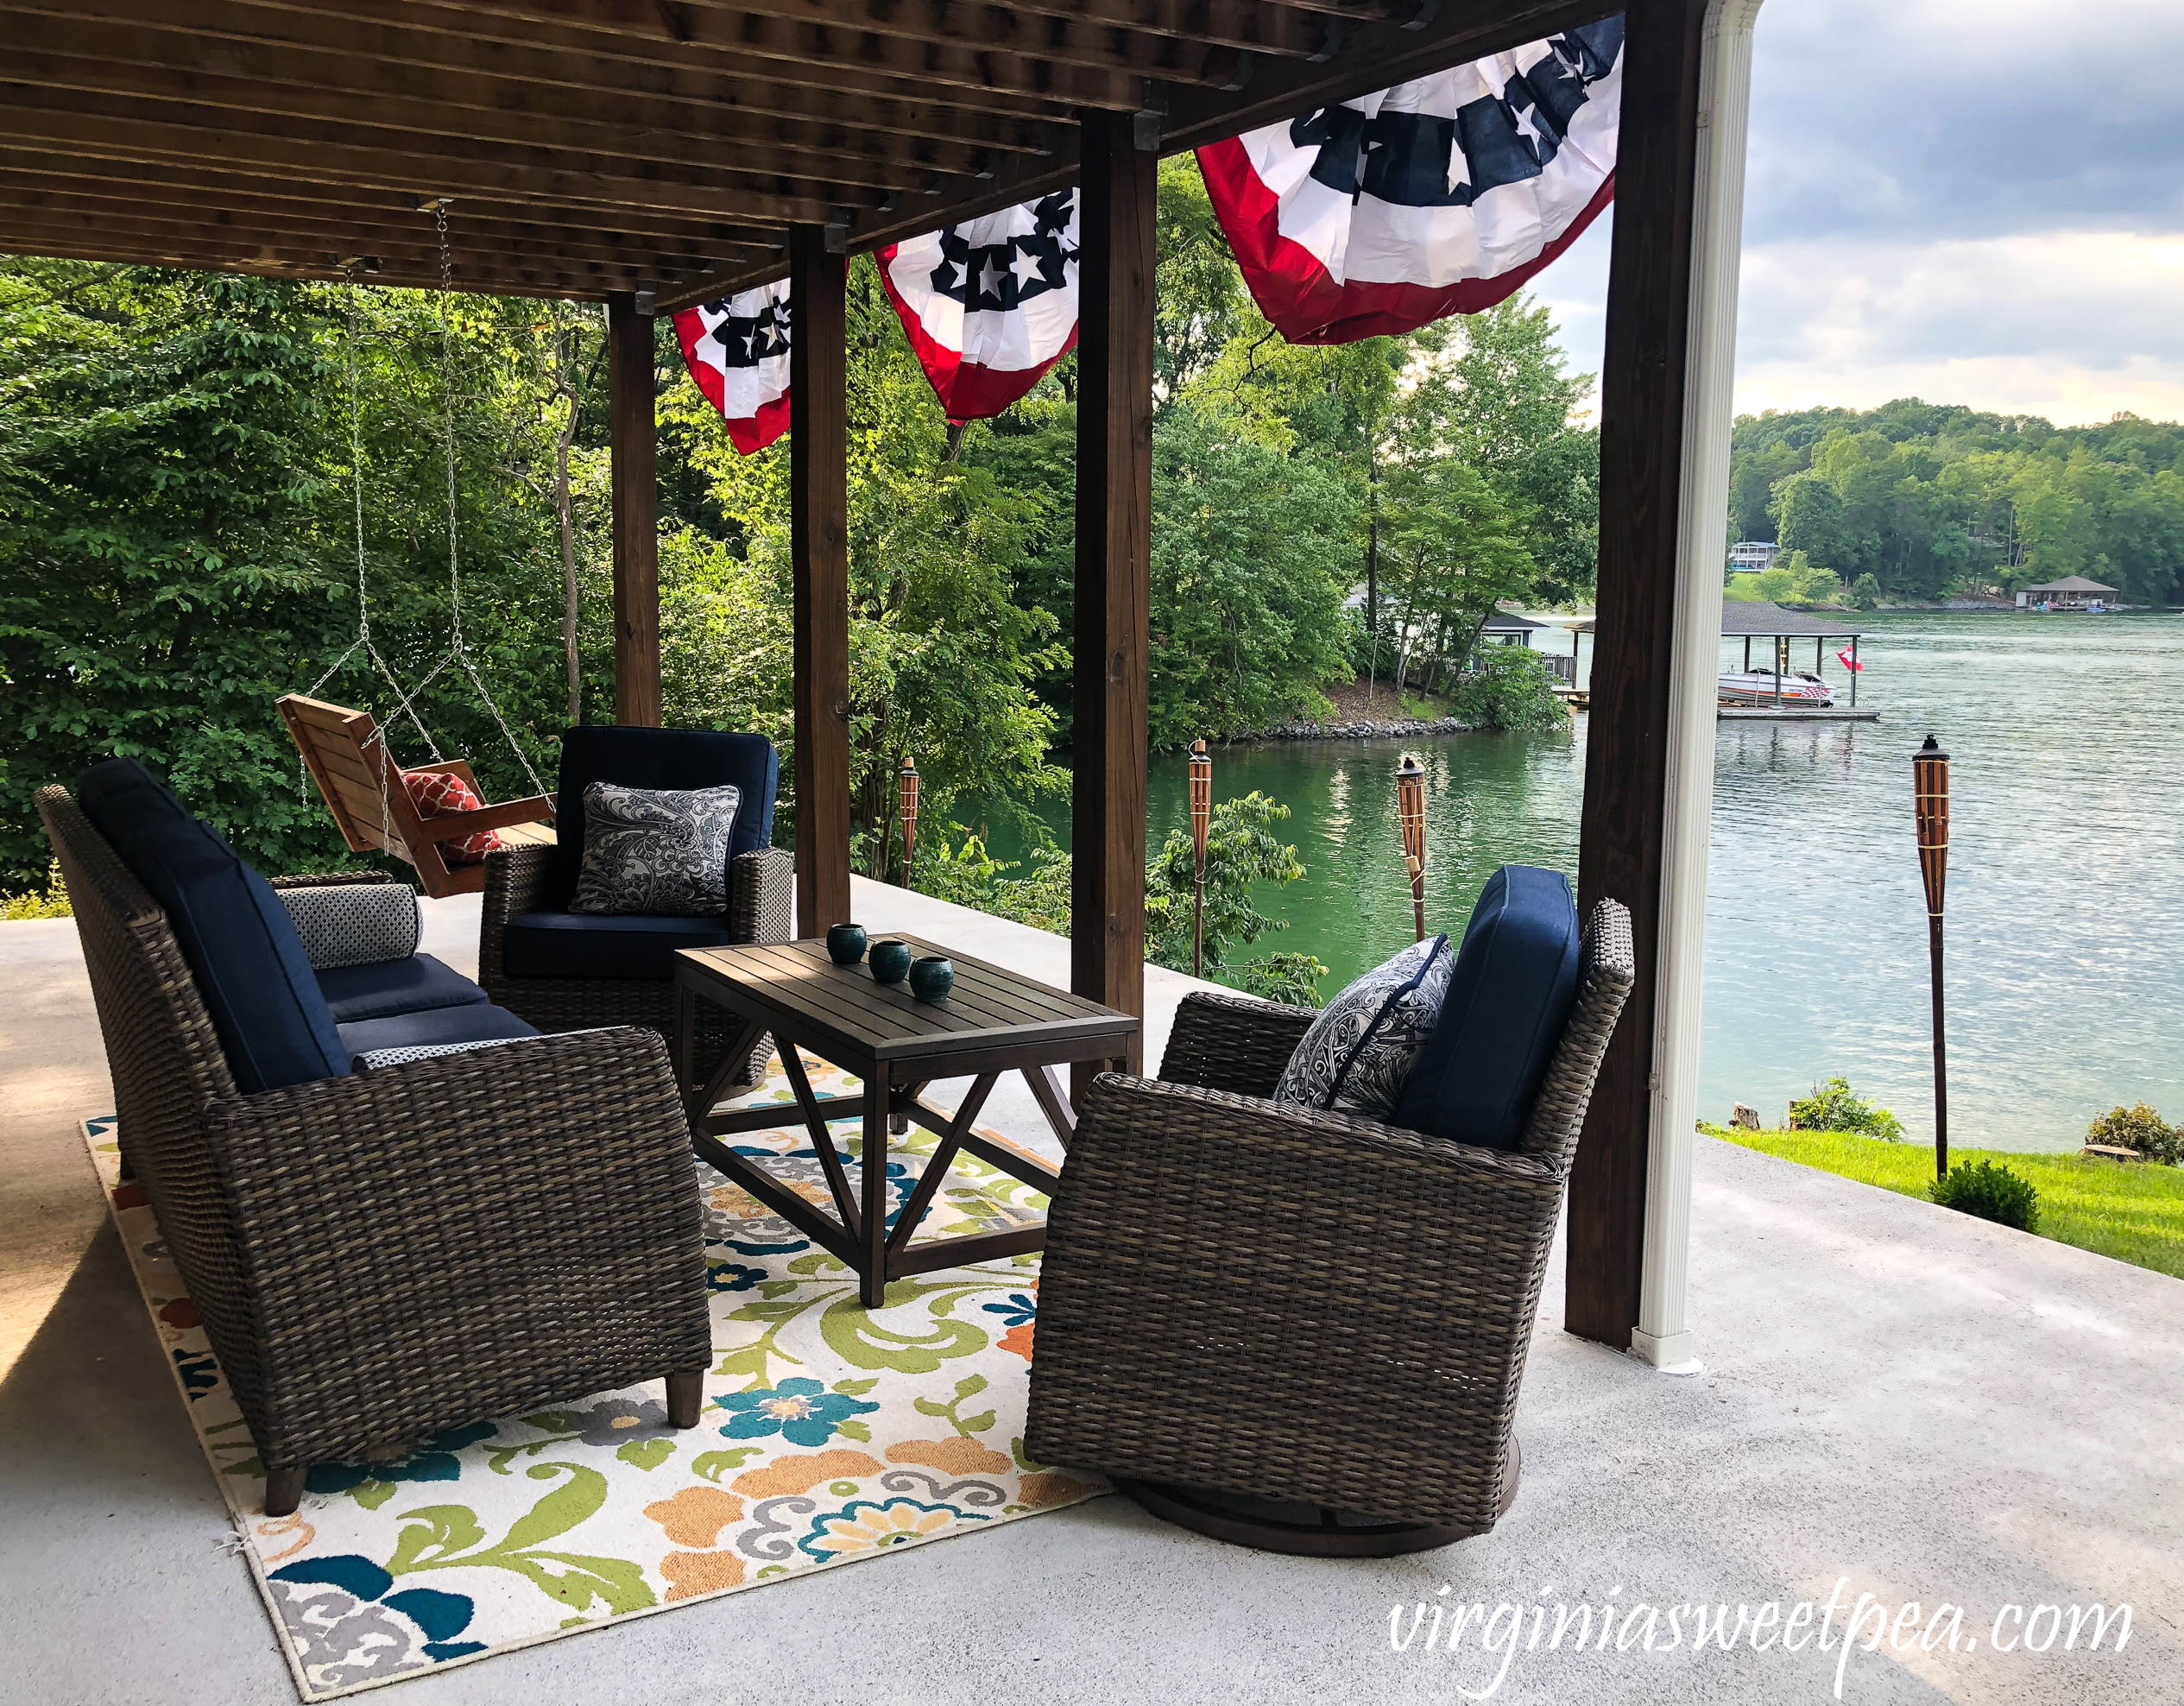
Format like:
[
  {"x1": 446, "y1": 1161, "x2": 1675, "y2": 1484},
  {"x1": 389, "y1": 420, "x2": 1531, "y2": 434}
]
[
  {"x1": 1070, "y1": 108, "x2": 1155, "y2": 1096},
  {"x1": 1566, "y1": 0, "x2": 1711, "y2": 1350},
  {"x1": 791, "y1": 225, "x2": 852, "y2": 938},
  {"x1": 607, "y1": 294, "x2": 661, "y2": 727}
]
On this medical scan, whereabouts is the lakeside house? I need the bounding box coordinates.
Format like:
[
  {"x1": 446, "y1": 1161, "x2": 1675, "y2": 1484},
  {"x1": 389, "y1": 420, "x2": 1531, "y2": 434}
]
[
  {"x1": 2017, "y1": 575, "x2": 2120, "y2": 610},
  {"x1": 1729, "y1": 540, "x2": 1781, "y2": 574}
]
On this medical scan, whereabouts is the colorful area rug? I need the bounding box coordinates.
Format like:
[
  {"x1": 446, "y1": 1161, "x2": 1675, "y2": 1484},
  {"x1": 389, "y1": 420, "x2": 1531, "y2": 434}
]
[{"x1": 85, "y1": 1052, "x2": 1104, "y2": 1701}]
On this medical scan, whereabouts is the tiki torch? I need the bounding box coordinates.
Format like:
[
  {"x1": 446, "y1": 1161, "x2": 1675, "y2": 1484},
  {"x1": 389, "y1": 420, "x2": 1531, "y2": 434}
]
[
  {"x1": 1913, "y1": 735, "x2": 1950, "y2": 1178},
  {"x1": 898, "y1": 755, "x2": 920, "y2": 884},
  {"x1": 1189, "y1": 739, "x2": 1212, "y2": 978},
  {"x1": 1396, "y1": 753, "x2": 1427, "y2": 943}
]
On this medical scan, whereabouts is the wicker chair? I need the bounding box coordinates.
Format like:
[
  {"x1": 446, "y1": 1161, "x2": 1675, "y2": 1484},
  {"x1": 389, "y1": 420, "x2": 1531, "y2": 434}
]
[
  {"x1": 1026, "y1": 898, "x2": 1636, "y2": 1556},
  {"x1": 477, "y1": 726, "x2": 794, "y2": 1094},
  {"x1": 39, "y1": 785, "x2": 713, "y2": 1518}
]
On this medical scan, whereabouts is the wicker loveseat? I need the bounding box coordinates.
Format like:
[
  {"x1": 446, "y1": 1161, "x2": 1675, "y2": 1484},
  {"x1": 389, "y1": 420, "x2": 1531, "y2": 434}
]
[
  {"x1": 478, "y1": 725, "x2": 792, "y2": 1093},
  {"x1": 1026, "y1": 897, "x2": 1635, "y2": 1555},
  {"x1": 39, "y1": 777, "x2": 712, "y2": 1518}
]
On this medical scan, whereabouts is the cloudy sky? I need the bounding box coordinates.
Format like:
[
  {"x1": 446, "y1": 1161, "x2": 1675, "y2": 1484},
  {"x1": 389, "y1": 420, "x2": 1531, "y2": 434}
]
[{"x1": 1531, "y1": 0, "x2": 2184, "y2": 426}]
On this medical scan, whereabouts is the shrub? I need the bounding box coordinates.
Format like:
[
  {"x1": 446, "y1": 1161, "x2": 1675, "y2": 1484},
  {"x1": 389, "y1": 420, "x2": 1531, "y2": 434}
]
[
  {"x1": 2086, "y1": 1103, "x2": 2181, "y2": 1165},
  {"x1": 1241, "y1": 951, "x2": 1329, "y2": 1008},
  {"x1": 1789, "y1": 1076, "x2": 1905, "y2": 1141},
  {"x1": 1930, "y1": 1160, "x2": 2040, "y2": 1233},
  {"x1": 1449, "y1": 647, "x2": 1567, "y2": 732},
  {"x1": 0, "y1": 859, "x2": 71, "y2": 920}
]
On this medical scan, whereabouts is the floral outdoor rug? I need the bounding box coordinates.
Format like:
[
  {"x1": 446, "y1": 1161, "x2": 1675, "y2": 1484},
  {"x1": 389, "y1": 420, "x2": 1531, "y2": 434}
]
[{"x1": 84, "y1": 1051, "x2": 1105, "y2": 1701}]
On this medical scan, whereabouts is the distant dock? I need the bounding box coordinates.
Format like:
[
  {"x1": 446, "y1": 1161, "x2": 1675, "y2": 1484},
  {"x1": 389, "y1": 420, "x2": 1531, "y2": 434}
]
[{"x1": 1718, "y1": 706, "x2": 1880, "y2": 722}]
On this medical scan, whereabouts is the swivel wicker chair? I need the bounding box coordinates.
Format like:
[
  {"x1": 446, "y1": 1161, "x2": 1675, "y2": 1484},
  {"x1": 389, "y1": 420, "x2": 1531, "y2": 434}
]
[
  {"x1": 1026, "y1": 898, "x2": 1635, "y2": 1555},
  {"x1": 40, "y1": 780, "x2": 712, "y2": 1518}
]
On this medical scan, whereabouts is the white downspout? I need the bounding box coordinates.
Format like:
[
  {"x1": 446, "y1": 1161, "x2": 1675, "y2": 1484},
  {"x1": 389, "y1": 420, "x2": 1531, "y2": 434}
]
[{"x1": 1629, "y1": 0, "x2": 1764, "y2": 1374}]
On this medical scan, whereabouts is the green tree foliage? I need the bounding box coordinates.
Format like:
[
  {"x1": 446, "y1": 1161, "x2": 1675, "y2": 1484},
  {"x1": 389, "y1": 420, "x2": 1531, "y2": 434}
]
[
  {"x1": 1731, "y1": 401, "x2": 2184, "y2": 603},
  {"x1": 1448, "y1": 646, "x2": 1568, "y2": 732},
  {"x1": 0, "y1": 260, "x2": 615, "y2": 886}
]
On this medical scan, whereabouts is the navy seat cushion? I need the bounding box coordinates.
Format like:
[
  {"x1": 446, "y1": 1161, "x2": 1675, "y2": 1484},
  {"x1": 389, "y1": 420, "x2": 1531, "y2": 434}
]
[
  {"x1": 1392, "y1": 865, "x2": 1581, "y2": 1153},
  {"x1": 337, "y1": 1001, "x2": 540, "y2": 1060},
  {"x1": 78, "y1": 758, "x2": 350, "y2": 1095},
  {"x1": 502, "y1": 911, "x2": 738, "y2": 982},
  {"x1": 316, "y1": 953, "x2": 490, "y2": 1026},
  {"x1": 542, "y1": 726, "x2": 779, "y2": 913}
]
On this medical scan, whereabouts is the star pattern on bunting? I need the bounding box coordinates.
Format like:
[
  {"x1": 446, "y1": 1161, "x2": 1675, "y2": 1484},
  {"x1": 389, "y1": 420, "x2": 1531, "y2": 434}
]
[
  {"x1": 925, "y1": 190, "x2": 1077, "y2": 314},
  {"x1": 702, "y1": 294, "x2": 792, "y2": 369}
]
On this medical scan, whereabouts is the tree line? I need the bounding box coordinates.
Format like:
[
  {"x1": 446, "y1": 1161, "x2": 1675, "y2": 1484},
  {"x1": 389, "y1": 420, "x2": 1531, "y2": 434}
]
[
  {"x1": 1731, "y1": 400, "x2": 2184, "y2": 606},
  {"x1": 0, "y1": 157, "x2": 1597, "y2": 890}
]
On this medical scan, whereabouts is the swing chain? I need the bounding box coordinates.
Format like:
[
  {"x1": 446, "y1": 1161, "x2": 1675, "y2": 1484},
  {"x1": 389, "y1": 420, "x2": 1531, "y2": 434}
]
[{"x1": 431, "y1": 204, "x2": 550, "y2": 799}]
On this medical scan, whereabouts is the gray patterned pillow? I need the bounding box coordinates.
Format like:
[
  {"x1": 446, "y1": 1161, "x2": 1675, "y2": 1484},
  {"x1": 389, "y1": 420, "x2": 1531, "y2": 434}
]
[
  {"x1": 275, "y1": 881, "x2": 420, "y2": 970},
  {"x1": 570, "y1": 780, "x2": 742, "y2": 918},
  {"x1": 1272, "y1": 932, "x2": 1452, "y2": 1120}
]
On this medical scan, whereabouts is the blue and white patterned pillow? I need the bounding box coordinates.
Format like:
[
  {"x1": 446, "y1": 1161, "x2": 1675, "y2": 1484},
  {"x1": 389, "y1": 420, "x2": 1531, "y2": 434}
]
[
  {"x1": 1272, "y1": 932, "x2": 1452, "y2": 1120},
  {"x1": 571, "y1": 780, "x2": 742, "y2": 918}
]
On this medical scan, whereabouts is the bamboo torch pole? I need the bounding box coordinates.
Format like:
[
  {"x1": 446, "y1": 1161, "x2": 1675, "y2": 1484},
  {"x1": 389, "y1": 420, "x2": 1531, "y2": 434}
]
[
  {"x1": 1189, "y1": 740, "x2": 1211, "y2": 979},
  {"x1": 1396, "y1": 754, "x2": 1427, "y2": 943},
  {"x1": 898, "y1": 756, "x2": 919, "y2": 886},
  {"x1": 1913, "y1": 735, "x2": 1951, "y2": 1179}
]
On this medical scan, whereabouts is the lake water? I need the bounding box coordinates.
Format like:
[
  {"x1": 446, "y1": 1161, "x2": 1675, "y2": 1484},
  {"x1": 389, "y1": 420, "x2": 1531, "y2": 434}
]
[{"x1": 982, "y1": 612, "x2": 2184, "y2": 1152}]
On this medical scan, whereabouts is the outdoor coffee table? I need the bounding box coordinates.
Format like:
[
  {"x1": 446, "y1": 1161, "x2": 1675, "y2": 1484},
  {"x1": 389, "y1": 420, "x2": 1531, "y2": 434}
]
[{"x1": 672, "y1": 936, "x2": 1139, "y2": 1307}]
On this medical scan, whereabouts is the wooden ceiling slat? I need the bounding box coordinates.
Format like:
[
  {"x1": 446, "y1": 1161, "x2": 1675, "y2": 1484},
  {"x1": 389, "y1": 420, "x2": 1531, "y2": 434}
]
[
  {"x1": 230, "y1": 0, "x2": 1105, "y2": 115},
  {"x1": 5, "y1": 236, "x2": 628, "y2": 298},
  {"x1": 0, "y1": 158, "x2": 782, "y2": 250},
  {"x1": 0, "y1": 166, "x2": 777, "y2": 260},
  {"x1": 6, "y1": 38, "x2": 990, "y2": 200},
  {"x1": 0, "y1": 91, "x2": 859, "y2": 224},
  {"x1": 0, "y1": 9, "x2": 1026, "y2": 187},
  {"x1": 0, "y1": 194, "x2": 746, "y2": 279}
]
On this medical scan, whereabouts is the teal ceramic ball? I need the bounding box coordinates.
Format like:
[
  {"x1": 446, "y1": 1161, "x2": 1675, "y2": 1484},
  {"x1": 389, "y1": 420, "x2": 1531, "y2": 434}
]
[
  {"x1": 869, "y1": 939, "x2": 913, "y2": 984},
  {"x1": 908, "y1": 955, "x2": 955, "y2": 1001}
]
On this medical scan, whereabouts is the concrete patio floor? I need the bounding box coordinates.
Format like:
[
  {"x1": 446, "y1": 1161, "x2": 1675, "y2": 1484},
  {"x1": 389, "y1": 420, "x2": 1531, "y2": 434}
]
[{"x1": 3, "y1": 878, "x2": 2180, "y2": 1706}]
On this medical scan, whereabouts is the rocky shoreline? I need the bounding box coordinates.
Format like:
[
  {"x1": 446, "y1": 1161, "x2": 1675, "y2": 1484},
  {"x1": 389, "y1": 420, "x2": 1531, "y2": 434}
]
[{"x1": 1251, "y1": 714, "x2": 1475, "y2": 742}]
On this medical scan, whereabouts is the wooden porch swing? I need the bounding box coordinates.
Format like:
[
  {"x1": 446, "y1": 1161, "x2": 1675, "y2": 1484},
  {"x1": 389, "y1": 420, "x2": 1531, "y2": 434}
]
[{"x1": 278, "y1": 693, "x2": 552, "y2": 899}]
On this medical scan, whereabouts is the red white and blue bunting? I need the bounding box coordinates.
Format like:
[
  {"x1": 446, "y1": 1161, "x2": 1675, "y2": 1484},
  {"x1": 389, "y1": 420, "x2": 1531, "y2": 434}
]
[
  {"x1": 1196, "y1": 17, "x2": 1624, "y2": 344},
  {"x1": 671, "y1": 280, "x2": 792, "y2": 455},
  {"x1": 878, "y1": 189, "x2": 1079, "y2": 422}
]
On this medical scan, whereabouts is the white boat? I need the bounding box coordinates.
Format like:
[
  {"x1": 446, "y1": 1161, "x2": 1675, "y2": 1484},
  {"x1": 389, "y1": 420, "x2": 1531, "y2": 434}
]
[{"x1": 1717, "y1": 669, "x2": 1833, "y2": 707}]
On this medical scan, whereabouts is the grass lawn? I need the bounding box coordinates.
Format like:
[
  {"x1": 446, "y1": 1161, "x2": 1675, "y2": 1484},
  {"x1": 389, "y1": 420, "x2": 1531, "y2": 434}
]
[{"x1": 1702, "y1": 1124, "x2": 2184, "y2": 1281}]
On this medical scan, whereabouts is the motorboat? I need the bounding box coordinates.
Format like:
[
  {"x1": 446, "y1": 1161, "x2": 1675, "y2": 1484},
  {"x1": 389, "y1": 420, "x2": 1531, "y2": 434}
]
[{"x1": 1718, "y1": 669, "x2": 1833, "y2": 707}]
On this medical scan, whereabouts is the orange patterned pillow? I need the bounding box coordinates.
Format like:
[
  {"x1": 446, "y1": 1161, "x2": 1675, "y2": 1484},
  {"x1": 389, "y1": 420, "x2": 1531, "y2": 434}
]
[{"x1": 401, "y1": 768, "x2": 505, "y2": 864}]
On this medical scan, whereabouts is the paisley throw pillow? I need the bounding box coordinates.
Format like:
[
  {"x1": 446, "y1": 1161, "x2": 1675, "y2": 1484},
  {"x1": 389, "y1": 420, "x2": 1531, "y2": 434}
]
[
  {"x1": 570, "y1": 780, "x2": 742, "y2": 918},
  {"x1": 1272, "y1": 932, "x2": 1452, "y2": 1121}
]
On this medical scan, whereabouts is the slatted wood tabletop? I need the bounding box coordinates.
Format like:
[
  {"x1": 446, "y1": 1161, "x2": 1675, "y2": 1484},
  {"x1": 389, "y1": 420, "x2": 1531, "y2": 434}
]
[{"x1": 677, "y1": 935, "x2": 1136, "y2": 1065}]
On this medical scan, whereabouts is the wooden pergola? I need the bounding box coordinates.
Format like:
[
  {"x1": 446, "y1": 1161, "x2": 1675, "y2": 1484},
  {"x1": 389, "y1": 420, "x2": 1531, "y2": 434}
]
[{"x1": 0, "y1": 0, "x2": 1767, "y2": 1367}]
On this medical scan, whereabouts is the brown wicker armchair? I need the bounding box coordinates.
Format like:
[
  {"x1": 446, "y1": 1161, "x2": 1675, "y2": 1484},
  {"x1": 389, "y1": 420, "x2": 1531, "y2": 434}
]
[
  {"x1": 39, "y1": 786, "x2": 713, "y2": 1519},
  {"x1": 479, "y1": 839, "x2": 792, "y2": 1090},
  {"x1": 1026, "y1": 899, "x2": 1635, "y2": 1556}
]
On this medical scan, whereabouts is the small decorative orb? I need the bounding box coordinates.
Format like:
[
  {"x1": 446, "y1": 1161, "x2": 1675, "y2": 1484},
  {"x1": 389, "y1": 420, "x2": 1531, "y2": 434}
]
[
  {"x1": 868, "y1": 939, "x2": 913, "y2": 985},
  {"x1": 908, "y1": 955, "x2": 955, "y2": 1001},
  {"x1": 825, "y1": 923, "x2": 868, "y2": 965}
]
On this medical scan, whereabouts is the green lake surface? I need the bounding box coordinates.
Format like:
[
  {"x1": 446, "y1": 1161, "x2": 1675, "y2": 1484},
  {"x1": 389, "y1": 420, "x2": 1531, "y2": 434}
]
[{"x1": 978, "y1": 612, "x2": 2184, "y2": 1153}]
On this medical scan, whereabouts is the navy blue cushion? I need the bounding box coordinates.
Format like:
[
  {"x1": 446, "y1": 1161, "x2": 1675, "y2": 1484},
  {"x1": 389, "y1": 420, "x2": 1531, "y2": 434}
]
[
  {"x1": 543, "y1": 726, "x2": 779, "y2": 912},
  {"x1": 1392, "y1": 865, "x2": 1581, "y2": 1153},
  {"x1": 316, "y1": 953, "x2": 490, "y2": 1026},
  {"x1": 337, "y1": 1001, "x2": 540, "y2": 1060},
  {"x1": 502, "y1": 910, "x2": 738, "y2": 981},
  {"x1": 78, "y1": 758, "x2": 350, "y2": 1095}
]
